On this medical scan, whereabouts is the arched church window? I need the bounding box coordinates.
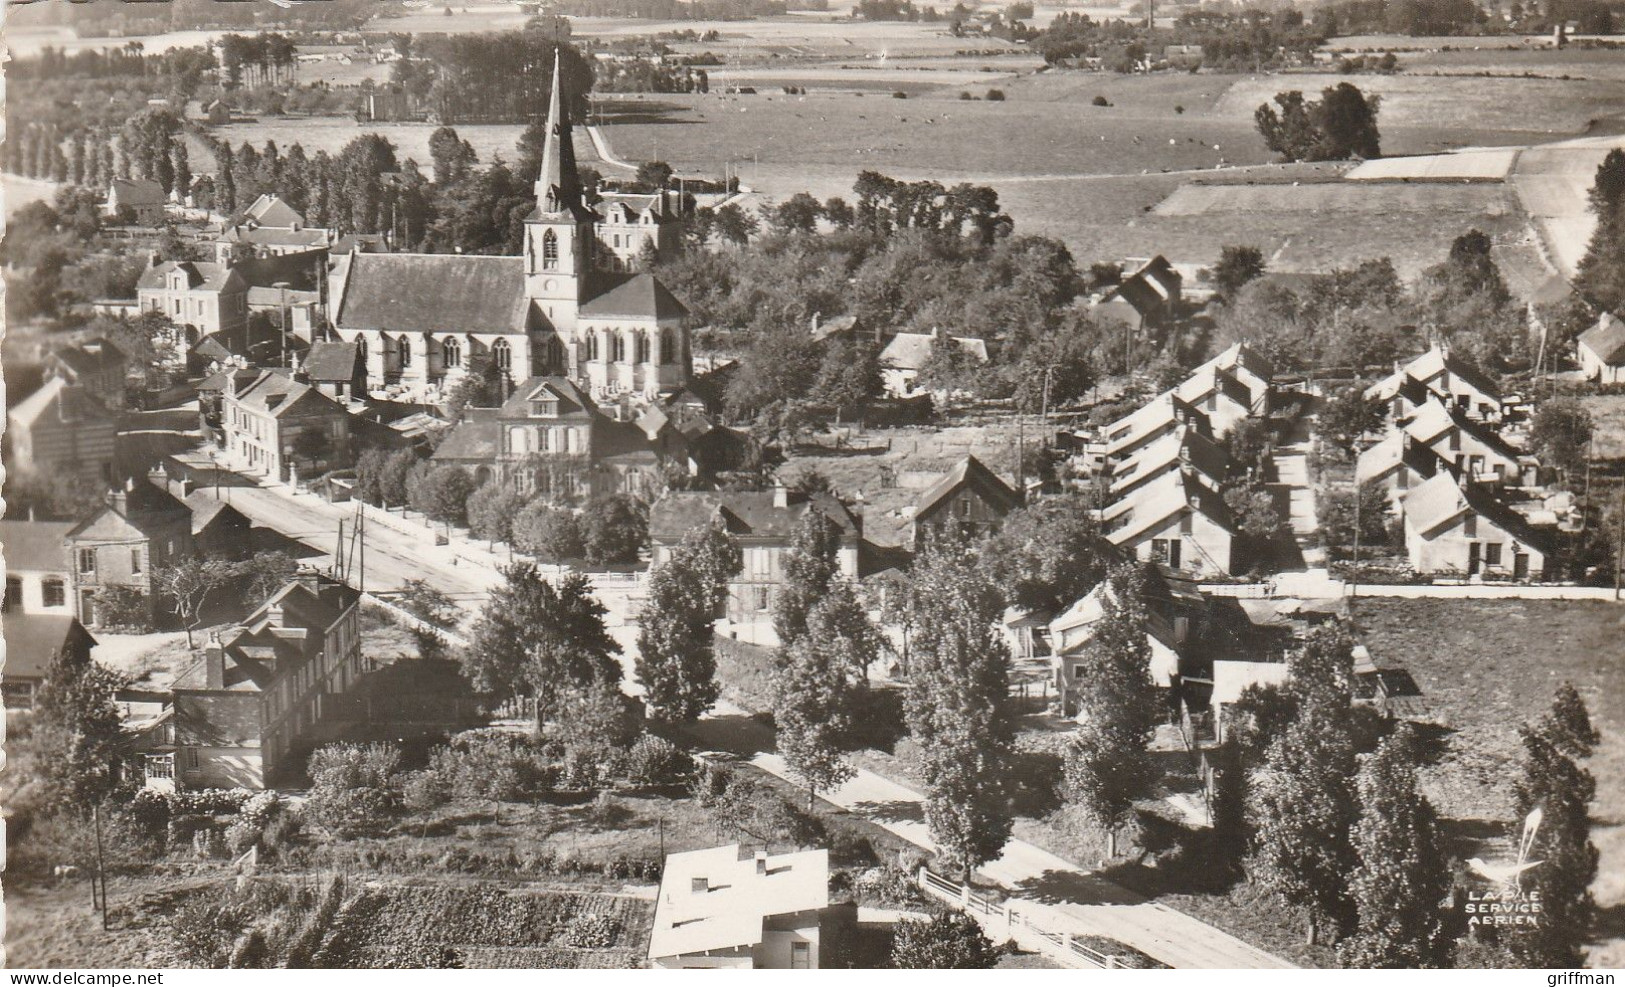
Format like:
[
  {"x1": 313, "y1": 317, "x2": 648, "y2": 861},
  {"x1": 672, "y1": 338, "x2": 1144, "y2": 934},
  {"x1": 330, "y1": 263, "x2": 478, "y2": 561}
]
[
  {"x1": 543, "y1": 230, "x2": 559, "y2": 271},
  {"x1": 492, "y1": 338, "x2": 511, "y2": 372},
  {"x1": 357, "y1": 335, "x2": 368, "y2": 363},
  {"x1": 442, "y1": 337, "x2": 461, "y2": 369},
  {"x1": 661, "y1": 329, "x2": 675, "y2": 365},
  {"x1": 635, "y1": 332, "x2": 650, "y2": 364}
]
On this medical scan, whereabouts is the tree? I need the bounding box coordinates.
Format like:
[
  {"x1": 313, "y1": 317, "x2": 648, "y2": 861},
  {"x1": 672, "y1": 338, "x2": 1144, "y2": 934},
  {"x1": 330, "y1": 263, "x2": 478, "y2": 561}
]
[
  {"x1": 375, "y1": 448, "x2": 420, "y2": 508},
  {"x1": 1213, "y1": 245, "x2": 1267, "y2": 300},
  {"x1": 1318, "y1": 385, "x2": 1384, "y2": 459},
  {"x1": 805, "y1": 580, "x2": 883, "y2": 682},
  {"x1": 984, "y1": 494, "x2": 1111, "y2": 614},
  {"x1": 1528, "y1": 399, "x2": 1594, "y2": 484},
  {"x1": 235, "y1": 550, "x2": 299, "y2": 609},
  {"x1": 890, "y1": 913, "x2": 1002, "y2": 969},
  {"x1": 765, "y1": 191, "x2": 823, "y2": 235},
  {"x1": 408, "y1": 465, "x2": 476, "y2": 534},
  {"x1": 463, "y1": 564, "x2": 622, "y2": 725},
  {"x1": 773, "y1": 507, "x2": 845, "y2": 645},
  {"x1": 636, "y1": 522, "x2": 740, "y2": 723},
  {"x1": 811, "y1": 338, "x2": 883, "y2": 426},
  {"x1": 26, "y1": 642, "x2": 126, "y2": 811},
  {"x1": 1501, "y1": 687, "x2": 1600, "y2": 968},
  {"x1": 772, "y1": 625, "x2": 858, "y2": 805},
  {"x1": 466, "y1": 482, "x2": 528, "y2": 547},
  {"x1": 1575, "y1": 149, "x2": 1625, "y2": 314},
  {"x1": 1248, "y1": 703, "x2": 1359, "y2": 945},
  {"x1": 1320, "y1": 482, "x2": 1394, "y2": 557},
  {"x1": 155, "y1": 558, "x2": 236, "y2": 647},
  {"x1": 636, "y1": 159, "x2": 674, "y2": 189},
  {"x1": 1223, "y1": 481, "x2": 1285, "y2": 540},
  {"x1": 1338, "y1": 726, "x2": 1451, "y2": 969},
  {"x1": 713, "y1": 202, "x2": 758, "y2": 245},
  {"x1": 1061, "y1": 563, "x2": 1161, "y2": 856},
  {"x1": 513, "y1": 499, "x2": 585, "y2": 561},
  {"x1": 582, "y1": 494, "x2": 648, "y2": 565},
  {"x1": 902, "y1": 537, "x2": 1015, "y2": 876},
  {"x1": 1255, "y1": 84, "x2": 1380, "y2": 162}
]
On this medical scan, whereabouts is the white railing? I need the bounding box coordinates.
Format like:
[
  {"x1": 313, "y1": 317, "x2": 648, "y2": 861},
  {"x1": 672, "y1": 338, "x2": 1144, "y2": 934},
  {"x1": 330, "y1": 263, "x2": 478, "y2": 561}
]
[{"x1": 916, "y1": 867, "x2": 1129, "y2": 969}]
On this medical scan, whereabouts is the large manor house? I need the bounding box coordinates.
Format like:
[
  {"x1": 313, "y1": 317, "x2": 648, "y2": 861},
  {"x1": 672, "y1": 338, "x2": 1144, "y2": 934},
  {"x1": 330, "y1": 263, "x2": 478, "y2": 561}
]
[{"x1": 327, "y1": 53, "x2": 690, "y2": 409}]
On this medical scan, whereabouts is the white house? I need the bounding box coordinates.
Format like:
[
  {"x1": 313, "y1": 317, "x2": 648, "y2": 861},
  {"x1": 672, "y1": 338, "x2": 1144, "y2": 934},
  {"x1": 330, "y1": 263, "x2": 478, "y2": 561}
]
[
  {"x1": 1399, "y1": 472, "x2": 1553, "y2": 579},
  {"x1": 1577, "y1": 312, "x2": 1625, "y2": 385},
  {"x1": 878, "y1": 330, "x2": 989, "y2": 398},
  {"x1": 648, "y1": 845, "x2": 846, "y2": 969},
  {"x1": 1102, "y1": 471, "x2": 1239, "y2": 575},
  {"x1": 1366, "y1": 344, "x2": 1503, "y2": 421}
]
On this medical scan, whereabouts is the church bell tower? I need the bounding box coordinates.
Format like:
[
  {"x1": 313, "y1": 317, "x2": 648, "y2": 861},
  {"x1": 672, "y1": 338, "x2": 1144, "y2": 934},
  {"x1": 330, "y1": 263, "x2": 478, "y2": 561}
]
[{"x1": 524, "y1": 48, "x2": 596, "y2": 341}]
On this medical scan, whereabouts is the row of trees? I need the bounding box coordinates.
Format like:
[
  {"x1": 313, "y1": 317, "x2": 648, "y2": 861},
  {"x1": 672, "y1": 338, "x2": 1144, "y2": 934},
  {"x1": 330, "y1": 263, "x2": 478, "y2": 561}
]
[
  {"x1": 1035, "y1": 9, "x2": 1324, "y2": 69},
  {"x1": 1255, "y1": 82, "x2": 1383, "y2": 162}
]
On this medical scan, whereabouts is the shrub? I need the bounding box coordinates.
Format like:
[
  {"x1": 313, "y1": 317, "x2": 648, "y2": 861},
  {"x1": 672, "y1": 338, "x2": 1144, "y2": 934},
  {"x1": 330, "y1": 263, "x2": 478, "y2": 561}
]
[
  {"x1": 1092, "y1": 94, "x2": 1110, "y2": 106},
  {"x1": 564, "y1": 912, "x2": 620, "y2": 949},
  {"x1": 402, "y1": 769, "x2": 452, "y2": 811},
  {"x1": 306, "y1": 743, "x2": 401, "y2": 837},
  {"x1": 958, "y1": 91, "x2": 973, "y2": 100},
  {"x1": 171, "y1": 892, "x2": 249, "y2": 966},
  {"x1": 95, "y1": 585, "x2": 152, "y2": 632},
  {"x1": 422, "y1": 732, "x2": 558, "y2": 802},
  {"x1": 891, "y1": 91, "x2": 908, "y2": 99},
  {"x1": 892, "y1": 912, "x2": 1002, "y2": 968},
  {"x1": 582, "y1": 494, "x2": 647, "y2": 565},
  {"x1": 224, "y1": 791, "x2": 281, "y2": 854},
  {"x1": 514, "y1": 500, "x2": 585, "y2": 561},
  {"x1": 626, "y1": 734, "x2": 692, "y2": 786},
  {"x1": 1175, "y1": 104, "x2": 1185, "y2": 113},
  {"x1": 985, "y1": 88, "x2": 1005, "y2": 101}
]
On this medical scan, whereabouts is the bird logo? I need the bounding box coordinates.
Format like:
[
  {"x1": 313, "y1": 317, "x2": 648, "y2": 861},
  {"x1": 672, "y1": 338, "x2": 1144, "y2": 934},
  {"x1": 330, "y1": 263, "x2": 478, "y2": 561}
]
[{"x1": 1467, "y1": 807, "x2": 1544, "y2": 891}]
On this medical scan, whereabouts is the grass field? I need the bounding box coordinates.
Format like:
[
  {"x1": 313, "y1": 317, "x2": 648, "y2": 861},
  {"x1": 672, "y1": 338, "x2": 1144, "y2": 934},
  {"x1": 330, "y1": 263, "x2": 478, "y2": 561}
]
[{"x1": 1351, "y1": 597, "x2": 1625, "y2": 966}]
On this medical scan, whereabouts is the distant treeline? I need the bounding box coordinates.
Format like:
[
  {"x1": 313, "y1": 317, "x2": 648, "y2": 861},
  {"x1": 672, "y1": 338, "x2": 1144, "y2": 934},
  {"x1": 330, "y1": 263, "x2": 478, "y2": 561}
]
[
  {"x1": 1035, "y1": 10, "x2": 1324, "y2": 69},
  {"x1": 551, "y1": 0, "x2": 789, "y2": 19},
  {"x1": 4, "y1": 0, "x2": 379, "y2": 33},
  {"x1": 388, "y1": 34, "x2": 595, "y2": 125}
]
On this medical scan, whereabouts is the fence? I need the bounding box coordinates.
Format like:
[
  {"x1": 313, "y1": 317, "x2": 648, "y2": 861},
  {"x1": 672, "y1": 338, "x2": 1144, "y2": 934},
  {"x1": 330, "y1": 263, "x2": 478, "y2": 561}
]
[{"x1": 916, "y1": 868, "x2": 1129, "y2": 970}]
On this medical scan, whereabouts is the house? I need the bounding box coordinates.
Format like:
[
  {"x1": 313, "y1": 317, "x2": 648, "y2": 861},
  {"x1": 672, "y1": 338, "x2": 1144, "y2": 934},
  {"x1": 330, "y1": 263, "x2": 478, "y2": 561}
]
[
  {"x1": 1577, "y1": 312, "x2": 1625, "y2": 385},
  {"x1": 328, "y1": 53, "x2": 691, "y2": 408},
  {"x1": 185, "y1": 491, "x2": 255, "y2": 561},
  {"x1": 1102, "y1": 393, "x2": 1213, "y2": 462},
  {"x1": 0, "y1": 614, "x2": 96, "y2": 711},
  {"x1": 649, "y1": 488, "x2": 861, "y2": 632},
  {"x1": 1102, "y1": 471, "x2": 1239, "y2": 575},
  {"x1": 222, "y1": 370, "x2": 354, "y2": 484},
  {"x1": 215, "y1": 225, "x2": 332, "y2": 263},
  {"x1": 302, "y1": 341, "x2": 366, "y2": 402},
  {"x1": 106, "y1": 178, "x2": 167, "y2": 224},
  {"x1": 137, "y1": 260, "x2": 250, "y2": 353},
  {"x1": 1090, "y1": 255, "x2": 1183, "y2": 333},
  {"x1": 910, "y1": 455, "x2": 1021, "y2": 549},
  {"x1": 877, "y1": 330, "x2": 989, "y2": 398},
  {"x1": 197, "y1": 366, "x2": 263, "y2": 433},
  {"x1": 1354, "y1": 430, "x2": 1456, "y2": 500},
  {"x1": 242, "y1": 193, "x2": 306, "y2": 230},
  {"x1": 1365, "y1": 345, "x2": 1503, "y2": 421},
  {"x1": 165, "y1": 572, "x2": 365, "y2": 788},
  {"x1": 6, "y1": 378, "x2": 118, "y2": 484},
  {"x1": 45, "y1": 339, "x2": 128, "y2": 407},
  {"x1": 1400, "y1": 397, "x2": 1533, "y2": 486},
  {"x1": 235, "y1": 250, "x2": 328, "y2": 338},
  {"x1": 1173, "y1": 347, "x2": 1274, "y2": 436},
  {"x1": 1049, "y1": 568, "x2": 1200, "y2": 705},
  {"x1": 1108, "y1": 426, "x2": 1229, "y2": 501},
  {"x1": 648, "y1": 845, "x2": 850, "y2": 969},
  {"x1": 64, "y1": 480, "x2": 194, "y2": 627},
  {"x1": 596, "y1": 189, "x2": 686, "y2": 272},
  {"x1": 1, "y1": 520, "x2": 77, "y2": 616},
  {"x1": 1399, "y1": 473, "x2": 1554, "y2": 579},
  {"x1": 204, "y1": 99, "x2": 232, "y2": 125}
]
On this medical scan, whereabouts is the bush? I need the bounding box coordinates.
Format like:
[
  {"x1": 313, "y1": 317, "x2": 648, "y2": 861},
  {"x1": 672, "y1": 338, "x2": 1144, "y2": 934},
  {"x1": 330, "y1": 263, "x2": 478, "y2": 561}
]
[
  {"x1": 985, "y1": 88, "x2": 1005, "y2": 101},
  {"x1": 402, "y1": 769, "x2": 453, "y2": 812},
  {"x1": 306, "y1": 743, "x2": 401, "y2": 837},
  {"x1": 582, "y1": 494, "x2": 648, "y2": 565},
  {"x1": 94, "y1": 585, "x2": 152, "y2": 631},
  {"x1": 958, "y1": 91, "x2": 973, "y2": 100},
  {"x1": 891, "y1": 91, "x2": 908, "y2": 99},
  {"x1": 171, "y1": 892, "x2": 250, "y2": 966},
  {"x1": 224, "y1": 791, "x2": 280, "y2": 854},
  {"x1": 514, "y1": 500, "x2": 585, "y2": 561},
  {"x1": 563, "y1": 912, "x2": 620, "y2": 949},
  {"x1": 625, "y1": 734, "x2": 693, "y2": 786},
  {"x1": 421, "y1": 731, "x2": 558, "y2": 802},
  {"x1": 1092, "y1": 94, "x2": 1110, "y2": 106},
  {"x1": 892, "y1": 912, "x2": 1002, "y2": 968}
]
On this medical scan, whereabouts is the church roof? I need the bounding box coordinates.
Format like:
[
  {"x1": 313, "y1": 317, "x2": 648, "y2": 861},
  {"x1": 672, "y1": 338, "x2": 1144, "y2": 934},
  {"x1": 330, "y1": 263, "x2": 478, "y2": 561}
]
[
  {"x1": 333, "y1": 253, "x2": 530, "y2": 335},
  {"x1": 527, "y1": 48, "x2": 594, "y2": 222},
  {"x1": 580, "y1": 273, "x2": 688, "y2": 321}
]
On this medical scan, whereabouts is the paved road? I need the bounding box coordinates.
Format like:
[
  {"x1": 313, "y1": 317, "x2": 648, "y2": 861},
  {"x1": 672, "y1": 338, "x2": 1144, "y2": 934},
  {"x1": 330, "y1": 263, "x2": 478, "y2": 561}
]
[{"x1": 744, "y1": 750, "x2": 1295, "y2": 970}]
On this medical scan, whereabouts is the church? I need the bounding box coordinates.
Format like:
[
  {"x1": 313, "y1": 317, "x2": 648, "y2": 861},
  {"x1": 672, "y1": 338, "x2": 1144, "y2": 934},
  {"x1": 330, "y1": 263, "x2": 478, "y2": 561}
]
[{"x1": 327, "y1": 51, "x2": 691, "y2": 410}]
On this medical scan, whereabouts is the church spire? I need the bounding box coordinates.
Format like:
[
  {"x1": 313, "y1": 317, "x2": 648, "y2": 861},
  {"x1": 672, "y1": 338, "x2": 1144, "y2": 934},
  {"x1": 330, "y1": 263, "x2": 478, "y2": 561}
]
[{"x1": 535, "y1": 47, "x2": 584, "y2": 215}]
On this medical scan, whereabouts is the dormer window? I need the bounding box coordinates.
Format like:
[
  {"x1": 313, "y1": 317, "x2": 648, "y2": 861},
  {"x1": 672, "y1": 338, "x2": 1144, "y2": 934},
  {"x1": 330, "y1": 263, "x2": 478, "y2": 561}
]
[{"x1": 531, "y1": 399, "x2": 559, "y2": 418}]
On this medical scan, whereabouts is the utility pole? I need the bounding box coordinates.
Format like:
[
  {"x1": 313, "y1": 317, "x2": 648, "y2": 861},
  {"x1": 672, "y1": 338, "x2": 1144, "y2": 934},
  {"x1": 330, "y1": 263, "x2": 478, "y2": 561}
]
[
  {"x1": 1349, "y1": 480, "x2": 1360, "y2": 610},
  {"x1": 273, "y1": 281, "x2": 291, "y2": 368},
  {"x1": 93, "y1": 802, "x2": 109, "y2": 931},
  {"x1": 1615, "y1": 481, "x2": 1624, "y2": 601}
]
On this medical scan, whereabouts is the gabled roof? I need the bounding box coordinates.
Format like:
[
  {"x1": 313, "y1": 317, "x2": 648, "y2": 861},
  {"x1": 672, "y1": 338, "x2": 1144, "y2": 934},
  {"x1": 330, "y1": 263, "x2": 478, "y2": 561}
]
[
  {"x1": 0, "y1": 614, "x2": 96, "y2": 680},
  {"x1": 649, "y1": 490, "x2": 858, "y2": 545},
  {"x1": 1405, "y1": 396, "x2": 1523, "y2": 462},
  {"x1": 184, "y1": 492, "x2": 250, "y2": 537},
  {"x1": 242, "y1": 193, "x2": 305, "y2": 230},
  {"x1": 430, "y1": 409, "x2": 502, "y2": 462},
  {"x1": 1104, "y1": 393, "x2": 1211, "y2": 456},
  {"x1": 1377, "y1": 345, "x2": 1503, "y2": 403},
  {"x1": 578, "y1": 273, "x2": 688, "y2": 321},
  {"x1": 1404, "y1": 473, "x2": 1552, "y2": 553},
  {"x1": 109, "y1": 178, "x2": 165, "y2": 205},
  {"x1": 333, "y1": 253, "x2": 530, "y2": 335},
  {"x1": 224, "y1": 225, "x2": 329, "y2": 249},
  {"x1": 231, "y1": 370, "x2": 345, "y2": 420},
  {"x1": 1106, "y1": 471, "x2": 1237, "y2": 548},
  {"x1": 303, "y1": 341, "x2": 362, "y2": 383},
  {"x1": 1111, "y1": 426, "x2": 1229, "y2": 496},
  {"x1": 648, "y1": 845, "x2": 830, "y2": 961},
  {"x1": 878, "y1": 331, "x2": 989, "y2": 372},
  {"x1": 7, "y1": 378, "x2": 117, "y2": 431},
  {"x1": 49, "y1": 339, "x2": 126, "y2": 378},
  {"x1": 497, "y1": 376, "x2": 600, "y2": 422},
  {"x1": 137, "y1": 260, "x2": 246, "y2": 293},
  {"x1": 175, "y1": 575, "x2": 361, "y2": 692},
  {"x1": 0, "y1": 520, "x2": 76, "y2": 571},
  {"x1": 1580, "y1": 312, "x2": 1625, "y2": 366},
  {"x1": 915, "y1": 455, "x2": 1021, "y2": 523},
  {"x1": 66, "y1": 482, "x2": 191, "y2": 543}
]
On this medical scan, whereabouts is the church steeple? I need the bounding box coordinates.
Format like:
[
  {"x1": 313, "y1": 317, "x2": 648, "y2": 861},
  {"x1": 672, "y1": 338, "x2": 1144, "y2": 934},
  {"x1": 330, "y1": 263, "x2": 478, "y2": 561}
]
[{"x1": 535, "y1": 48, "x2": 585, "y2": 216}]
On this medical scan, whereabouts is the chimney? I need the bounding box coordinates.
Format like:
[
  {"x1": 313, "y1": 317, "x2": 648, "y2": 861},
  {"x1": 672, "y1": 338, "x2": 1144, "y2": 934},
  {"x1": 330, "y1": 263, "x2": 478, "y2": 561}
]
[
  {"x1": 204, "y1": 633, "x2": 226, "y2": 690},
  {"x1": 774, "y1": 484, "x2": 790, "y2": 509},
  {"x1": 810, "y1": 311, "x2": 821, "y2": 333},
  {"x1": 755, "y1": 851, "x2": 768, "y2": 876},
  {"x1": 690, "y1": 877, "x2": 708, "y2": 895}
]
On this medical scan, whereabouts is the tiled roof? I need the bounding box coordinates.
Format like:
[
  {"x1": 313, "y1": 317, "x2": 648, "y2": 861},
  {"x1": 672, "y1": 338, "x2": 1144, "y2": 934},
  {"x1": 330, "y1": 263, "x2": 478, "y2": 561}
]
[
  {"x1": 231, "y1": 370, "x2": 342, "y2": 420},
  {"x1": 334, "y1": 253, "x2": 530, "y2": 334},
  {"x1": 0, "y1": 520, "x2": 76, "y2": 571},
  {"x1": 234, "y1": 249, "x2": 327, "y2": 292},
  {"x1": 224, "y1": 226, "x2": 328, "y2": 248},
  {"x1": 649, "y1": 490, "x2": 858, "y2": 544},
  {"x1": 0, "y1": 614, "x2": 95, "y2": 680},
  {"x1": 109, "y1": 178, "x2": 165, "y2": 205},
  {"x1": 430, "y1": 409, "x2": 502, "y2": 462},
  {"x1": 915, "y1": 455, "x2": 1021, "y2": 523},
  {"x1": 579, "y1": 273, "x2": 688, "y2": 321},
  {"x1": 7, "y1": 378, "x2": 116, "y2": 430},
  {"x1": 137, "y1": 260, "x2": 244, "y2": 293},
  {"x1": 878, "y1": 331, "x2": 989, "y2": 372},
  {"x1": 242, "y1": 194, "x2": 305, "y2": 229},
  {"x1": 303, "y1": 341, "x2": 361, "y2": 382},
  {"x1": 497, "y1": 377, "x2": 599, "y2": 422}
]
